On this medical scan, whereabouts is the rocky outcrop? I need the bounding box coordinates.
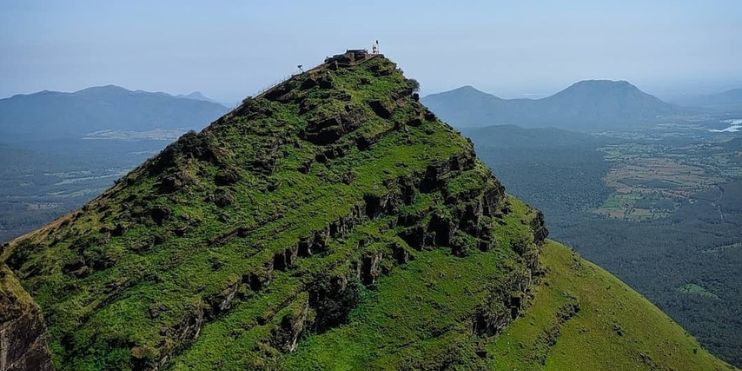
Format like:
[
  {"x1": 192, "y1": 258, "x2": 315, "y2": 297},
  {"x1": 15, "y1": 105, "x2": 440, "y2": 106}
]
[
  {"x1": 271, "y1": 297, "x2": 310, "y2": 353},
  {"x1": 470, "y1": 201, "x2": 548, "y2": 339},
  {"x1": 307, "y1": 274, "x2": 361, "y2": 332},
  {"x1": 324, "y1": 49, "x2": 374, "y2": 69},
  {"x1": 531, "y1": 299, "x2": 580, "y2": 365},
  {"x1": 301, "y1": 105, "x2": 365, "y2": 145},
  {"x1": 246, "y1": 262, "x2": 274, "y2": 291},
  {"x1": 367, "y1": 99, "x2": 395, "y2": 119},
  {"x1": 0, "y1": 266, "x2": 52, "y2": 371},
  {"x1": 531, "y1": 211, "x2": 548, "y2": 245},
  {"x1": 1, "y1": 51, "x2": 548, "y2": 369},
  {"x1": 359, "y1": 252, "x2": 383, "y2": 285},
  {"x1": 471, "y1": 268, "x2": 533, "y2": 338}
]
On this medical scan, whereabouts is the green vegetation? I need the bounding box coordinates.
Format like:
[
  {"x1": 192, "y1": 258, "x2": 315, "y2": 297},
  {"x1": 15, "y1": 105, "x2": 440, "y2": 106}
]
[
  {"x1": 595, "y1": 141, "x2": 742, "y2": 221},
  {"x1": 468, "y1": 125, "x2": 742, "y2": 366},
  {"x1": 677, "y1": 283, "x2": 720, "y2": 300},
  {"x1": 277, "y1": 197, "x2": 539, "y2": 370},
  {"x1": 490, "y1": 241, "x2": 732, "y2": 370},
  {"x1": 1, "y1": 52, "x2": 732, "y2": 370},
  {"x1": 1, "y1": 51, "x2": 542, "y2": 370},
  {"x1": 0, "y1": 140, "x2": 169, "y2": 242}
]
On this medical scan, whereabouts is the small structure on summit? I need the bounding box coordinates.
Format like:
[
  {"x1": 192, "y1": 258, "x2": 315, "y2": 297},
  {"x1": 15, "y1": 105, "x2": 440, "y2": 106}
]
[
  {"x1": 324, "y1": 49, "x2": 378, "y2": 69},
  {"x1": 324, "y1": 42, "x2": 382, "y2": 68},
  {"x1": 371, "y1": 40, "x2": 380, "y2": 54}
]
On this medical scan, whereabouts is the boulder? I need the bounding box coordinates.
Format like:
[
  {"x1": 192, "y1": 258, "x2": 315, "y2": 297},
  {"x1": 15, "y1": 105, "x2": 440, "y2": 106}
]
[
  {"x1": 301, "y1": 105, "x2": 364, "y2": 145},
  {"x1": 271, "y1": 299, "x2": 309, "y2": 353},
  {"x1": 359, "y1": 252, "x2": 383, "y2": 285},
  {"x1": 308, "y1": 274, "x2": 360, "y2": 331},
  {"x1": 367, "y1": 99, "x2": 394, "y2": 119}
]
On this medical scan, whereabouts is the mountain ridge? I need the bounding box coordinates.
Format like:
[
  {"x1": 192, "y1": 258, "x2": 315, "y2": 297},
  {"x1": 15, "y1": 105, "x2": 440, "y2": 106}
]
[
  {"x1": 670, "y1": 88, "x2": 742, "y2": 112},
  {"x1": 0, "y1": 51, "x2": 731, "y2": 370},
  {"x1": 2, "y1": 51, "x2": 533, "y2": 369},
  {"x1": 176, "y1": 91, "x2": 225, "y2": 105},
  {"x1": 0, "y1": 85, "x2": 229, "y2": 141},
  {"x1": 423, "y1": 80, "x2": 679, "y2": 131}
]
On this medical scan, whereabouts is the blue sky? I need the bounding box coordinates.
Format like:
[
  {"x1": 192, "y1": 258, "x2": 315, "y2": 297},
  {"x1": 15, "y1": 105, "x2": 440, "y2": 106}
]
[{"x1": 2, "y1": 0, "x2": 741, "y2": 102}]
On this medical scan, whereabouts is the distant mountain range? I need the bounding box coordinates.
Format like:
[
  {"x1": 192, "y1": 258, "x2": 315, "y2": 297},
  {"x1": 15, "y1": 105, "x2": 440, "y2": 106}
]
[
  {"x1": 670, "y1": 88, "x2": 742, "y2": 112},
  {"x1": 0, "y1": 85, "x2": 229, "y2": 141},
  {"x1": 176, "y1": 91, "x2": 227, "y2": 105},
  {"x1": 423, "y1": 80, "x2": 680, "y2": 131}
]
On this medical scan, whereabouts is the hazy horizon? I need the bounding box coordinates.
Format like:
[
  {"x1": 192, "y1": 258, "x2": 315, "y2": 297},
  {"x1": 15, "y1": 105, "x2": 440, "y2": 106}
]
[{"x1": 2, "y1": 0, "x2": 741, "y2": 103}]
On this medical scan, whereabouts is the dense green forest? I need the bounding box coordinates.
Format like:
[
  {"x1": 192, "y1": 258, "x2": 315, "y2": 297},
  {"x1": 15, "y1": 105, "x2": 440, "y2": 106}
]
[
  {"x1": 467, "y1": 125, "x2": 742, "y2": 366},
  {"x1": 0, "y1": 140, "x2": 169, "y2": 241}
]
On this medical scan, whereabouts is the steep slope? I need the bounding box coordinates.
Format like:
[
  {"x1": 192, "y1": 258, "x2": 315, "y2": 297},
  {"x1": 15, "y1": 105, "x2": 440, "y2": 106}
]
[
  {"x1": 0, "y1": 85, "x2": 228, "y2": 141},
  {"x1": 490, "y1": 240, "x2": 731, "y2": 370},
  {"x1": 422, "y1": 81, "x2": 678, "y2": 131},
  {"x1": 0, "y1": 51, "x2": 729, "y2": 371},
  {"x1": 0, "y1": 51, "x2": 542, "y2": 370},
  {"x1": 280, "y1": 239, "x2": 732, "y2": 370}
]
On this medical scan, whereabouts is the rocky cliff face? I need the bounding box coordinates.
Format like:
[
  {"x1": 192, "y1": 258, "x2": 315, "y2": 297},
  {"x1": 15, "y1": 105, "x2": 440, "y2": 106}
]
[
  {"x1": 0, "y1": 265, "x2": 52, "y2": 371},
  {"x1": 1, "y1": 51, "x2": 546, "y2": 370}
]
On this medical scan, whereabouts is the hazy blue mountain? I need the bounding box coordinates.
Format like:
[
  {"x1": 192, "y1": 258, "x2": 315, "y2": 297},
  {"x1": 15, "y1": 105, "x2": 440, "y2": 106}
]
[
  {"x1": 176, "y1": 91, "x2": 225, "y2": 105},
  {"x1": 0, "y1": 85, "x2": 229, "y2": 141},
  {"x1": 423, "y1": 80, "x2": 679, "y2": 131},
  {"x1": 422, "y1": 86, "x2": 512, "y2": 127},
  {"x1": 671, "y1": 88, "x2": 742, "y2": 112}
]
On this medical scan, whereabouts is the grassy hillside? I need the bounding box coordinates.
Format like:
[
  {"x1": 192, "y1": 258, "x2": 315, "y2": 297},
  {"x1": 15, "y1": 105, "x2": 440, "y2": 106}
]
[
  {"x1": 2, "y1": 51, "x2": 543, "y2": 370},
  {"x1": 491, "y1": 240, "x2": 733, "y2": 370},
  {"x1": 172, "y1": 194, "x2": 544, "y2": 370},
  {"x1": 272, "y1": 196, "x2": 541, "y2": 370},
  {"x1": 1, "y1": 51, "x2": 731, "y2": 370},
  {"x1": 275, "y1": 238, "x2": 732, "y2": 370},
  {"x1": 0, "y1": 139, "x2": 170, "y2": 243}
]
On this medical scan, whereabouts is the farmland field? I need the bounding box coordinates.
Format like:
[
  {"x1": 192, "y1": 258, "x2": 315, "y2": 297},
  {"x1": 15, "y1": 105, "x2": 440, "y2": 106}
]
[{"x1": 593, "y1": 141, "x2": 742, "y2": 221}]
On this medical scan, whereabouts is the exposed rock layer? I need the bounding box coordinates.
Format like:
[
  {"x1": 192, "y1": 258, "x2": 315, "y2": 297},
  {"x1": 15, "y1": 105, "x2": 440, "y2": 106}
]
[
  {"x1": 0, "y1": 266, "x2": 52, "y2": 371},
  {"x1": 1, "y1": 51, "x2": 545, "y2": 370}
]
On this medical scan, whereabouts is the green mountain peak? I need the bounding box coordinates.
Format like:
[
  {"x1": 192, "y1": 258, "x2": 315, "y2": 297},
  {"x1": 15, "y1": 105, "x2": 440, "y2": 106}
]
[{"x1": 0, "y1": 50, "x2": 731, "y2": 371}]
